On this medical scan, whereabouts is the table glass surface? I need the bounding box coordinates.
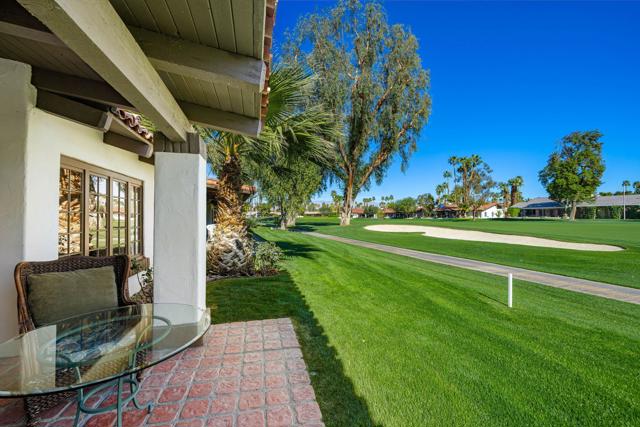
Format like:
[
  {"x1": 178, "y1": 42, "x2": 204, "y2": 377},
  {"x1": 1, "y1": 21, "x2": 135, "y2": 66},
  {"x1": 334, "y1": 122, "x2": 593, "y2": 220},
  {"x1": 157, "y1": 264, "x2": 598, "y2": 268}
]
[{"x1": 0, "y1": 304, "x2": 210, "y2": 397}]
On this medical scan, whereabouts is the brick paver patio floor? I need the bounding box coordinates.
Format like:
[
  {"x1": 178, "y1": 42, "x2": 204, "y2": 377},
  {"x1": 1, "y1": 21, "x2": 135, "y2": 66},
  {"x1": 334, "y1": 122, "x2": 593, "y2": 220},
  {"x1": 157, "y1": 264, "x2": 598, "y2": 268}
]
[{"x1": 0, "y1": 318, "x2": 324, "y2": 427}]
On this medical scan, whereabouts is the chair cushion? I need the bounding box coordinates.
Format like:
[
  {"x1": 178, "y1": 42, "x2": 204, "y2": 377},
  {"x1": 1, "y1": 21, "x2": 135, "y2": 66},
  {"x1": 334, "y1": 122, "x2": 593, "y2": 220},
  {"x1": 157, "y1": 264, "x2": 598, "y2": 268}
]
[{"x1": 27, "y1": 266, "x2": 118, "y2": 326}]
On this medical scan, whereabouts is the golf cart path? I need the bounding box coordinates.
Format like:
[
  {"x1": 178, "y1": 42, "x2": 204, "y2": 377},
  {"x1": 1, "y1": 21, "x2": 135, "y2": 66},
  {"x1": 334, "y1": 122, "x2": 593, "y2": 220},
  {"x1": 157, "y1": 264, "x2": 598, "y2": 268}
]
[{"x1": 303, "y1": 232, "x2": 640, "y2": 305}]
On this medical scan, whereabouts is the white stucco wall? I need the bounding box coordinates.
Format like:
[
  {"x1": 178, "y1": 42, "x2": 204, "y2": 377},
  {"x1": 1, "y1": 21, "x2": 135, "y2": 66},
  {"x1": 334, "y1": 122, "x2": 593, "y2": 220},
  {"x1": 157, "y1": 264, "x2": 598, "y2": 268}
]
[
  {"x1": 153, "y1": 152, "x2": 206, "y2": 312},
  {"x1": 0, "y1": 59, "x2": 35, "y2": 342},
  {"x1": 480, "y1": 206, "x2": 502, "y2": 218},
  {"x1": 24, "y1": 108, "x2": 155, "y2": 262},
  {"x1": 0, "y1": 59, "x2": 155, "y2": 341}
]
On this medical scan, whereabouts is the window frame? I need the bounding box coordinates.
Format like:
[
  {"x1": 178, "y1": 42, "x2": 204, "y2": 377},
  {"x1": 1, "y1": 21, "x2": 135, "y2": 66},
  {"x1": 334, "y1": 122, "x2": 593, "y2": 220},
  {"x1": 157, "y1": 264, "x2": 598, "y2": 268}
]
[{"x1": 59, "y1": 156, "x2": 144, "y2": 259}]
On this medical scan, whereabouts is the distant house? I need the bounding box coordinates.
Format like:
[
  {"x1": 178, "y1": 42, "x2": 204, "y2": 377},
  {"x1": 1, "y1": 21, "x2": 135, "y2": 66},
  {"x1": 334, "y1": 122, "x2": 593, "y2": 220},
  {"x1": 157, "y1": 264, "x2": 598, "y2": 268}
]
[
  {"x1": 475, "y1": 203, "x2": 503, "y2": 219},
  {"x1": 351, "y1": 207, "x2": 365, "y2": 218},
  {"x1": 383, "y1": 208, "x2": 397, "y2": 219},
  {"x1": 434, "y1": 204, "x2": 463, "y2": 218},
  {"x1": 415, "y1": 206, "x2": 430, "y2": 218},
  {"x1": 512, "y1": 195, "x2": 640, "y2": 218},
  {"x1": 511, "y1": 198, "x2": 564, "y2": 217}
]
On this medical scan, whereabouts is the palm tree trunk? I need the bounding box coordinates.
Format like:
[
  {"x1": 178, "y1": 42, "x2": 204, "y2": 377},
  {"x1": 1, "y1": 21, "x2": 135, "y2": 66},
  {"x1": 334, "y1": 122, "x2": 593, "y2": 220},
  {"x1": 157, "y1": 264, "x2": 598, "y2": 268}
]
[{"x1": 208, "y1": 154, "x2": 254, "y2": 276}]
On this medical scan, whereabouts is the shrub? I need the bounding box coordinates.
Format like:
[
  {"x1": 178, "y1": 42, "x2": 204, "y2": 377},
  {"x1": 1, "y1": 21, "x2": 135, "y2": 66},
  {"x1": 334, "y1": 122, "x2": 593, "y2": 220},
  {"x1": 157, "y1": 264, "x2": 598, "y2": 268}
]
[
  {"x1": 610, "y1": 206, "x2": 623, "y2": 220},
  {"x1": 254, "y1": 241, "x2": 283, "y2": 276},
  {"x1": 364, "y1": 205, "x2": 378, "y2": 217},
  {"x1": 257, "y1": 203, "x2": 272, "y2": 217},
  {"x1": 245, "y1": 216, "x2": 259, "y2": 230},
  {"x1": 507, "y1": 207, "x2": 521, "y2": 217},
  {"x1": 577, "y1": 206, "x2": 596, "y2": 219}
]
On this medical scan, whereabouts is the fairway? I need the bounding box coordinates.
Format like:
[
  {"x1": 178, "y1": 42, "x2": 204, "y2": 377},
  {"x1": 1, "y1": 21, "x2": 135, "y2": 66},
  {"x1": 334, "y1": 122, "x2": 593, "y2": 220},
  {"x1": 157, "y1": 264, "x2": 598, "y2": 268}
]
[
  {"x1": 294, "y1": 217, "x2": 640, "y2": 288},
  {"x1": 208, "y1": 228, "x2": 640, "y2": 427}
]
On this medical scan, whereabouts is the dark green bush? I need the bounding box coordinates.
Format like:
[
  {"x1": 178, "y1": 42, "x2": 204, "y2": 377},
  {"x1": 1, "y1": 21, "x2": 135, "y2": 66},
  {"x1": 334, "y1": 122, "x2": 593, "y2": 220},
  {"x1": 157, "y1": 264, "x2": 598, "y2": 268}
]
[
  {"x1": 254, "y1": 241, "x2": 284, "y2": 276},
  {"x1": 507, "y1": 207, "x2": 521, "y2": 217}
]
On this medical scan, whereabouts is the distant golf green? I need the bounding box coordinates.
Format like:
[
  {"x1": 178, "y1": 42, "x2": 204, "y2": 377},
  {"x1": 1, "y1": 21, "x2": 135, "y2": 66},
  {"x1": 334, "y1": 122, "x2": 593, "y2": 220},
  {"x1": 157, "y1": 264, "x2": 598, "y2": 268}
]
[
  {"x1": 292, "y1": 217, "x2": 640, "y2": 288},
  {"x1": 208, "y1": 228, "x2": 640, "y2": 426}
]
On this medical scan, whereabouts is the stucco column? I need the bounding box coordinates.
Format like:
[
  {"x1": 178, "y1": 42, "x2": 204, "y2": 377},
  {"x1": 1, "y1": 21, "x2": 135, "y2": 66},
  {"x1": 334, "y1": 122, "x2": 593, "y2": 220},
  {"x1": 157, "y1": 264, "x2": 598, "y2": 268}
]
[
  {"x1": 153, "y1": 133, "x2": 207, "y2": 311},
  {"x1": 0, "y1": 59, "x2": 35, "y2": 341}
]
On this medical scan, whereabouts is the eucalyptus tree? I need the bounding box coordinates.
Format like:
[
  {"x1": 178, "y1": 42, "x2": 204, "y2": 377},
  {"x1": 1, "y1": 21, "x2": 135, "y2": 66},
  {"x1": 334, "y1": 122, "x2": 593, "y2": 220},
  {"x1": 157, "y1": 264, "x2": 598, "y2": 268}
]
[
  {"x1": 204, "y1": 64, "x2": 336, "y2": 275},
  {"x1": 539, "y1": 131, "x2": 605, "y2": 220},
  {"x1": 287, "y1": 0, "x2": 432, "y2": 225}
]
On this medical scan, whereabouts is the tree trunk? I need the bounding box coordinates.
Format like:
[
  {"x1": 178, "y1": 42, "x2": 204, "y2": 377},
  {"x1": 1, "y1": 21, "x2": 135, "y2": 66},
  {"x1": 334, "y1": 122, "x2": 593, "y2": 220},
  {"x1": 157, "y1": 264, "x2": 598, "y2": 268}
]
[
  {"x1": 279, "y1": 202, "x2": 287, "y2": 230},
  {"x1": 208, "y1": 154, "x2": 254, "y2": 276},
  {"x1": 286, "y1": 212, "x2": 297, "y2": 227},
  {"x1": 569, "y1": 200, "x2": 577, "y2": 221},
  {"x1": 279, "y1": 207, "x2": 297, "y2": 230},
  {"x1": 340, "y1": 175, "x2": 354, "y2": 226}
]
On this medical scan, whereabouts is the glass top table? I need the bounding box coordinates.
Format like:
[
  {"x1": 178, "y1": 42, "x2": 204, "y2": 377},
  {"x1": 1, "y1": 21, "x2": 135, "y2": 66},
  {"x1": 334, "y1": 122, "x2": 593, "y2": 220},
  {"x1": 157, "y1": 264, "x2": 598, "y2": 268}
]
[{"x1": 0, "y1": 303, "x2": 210, "y2": 426}]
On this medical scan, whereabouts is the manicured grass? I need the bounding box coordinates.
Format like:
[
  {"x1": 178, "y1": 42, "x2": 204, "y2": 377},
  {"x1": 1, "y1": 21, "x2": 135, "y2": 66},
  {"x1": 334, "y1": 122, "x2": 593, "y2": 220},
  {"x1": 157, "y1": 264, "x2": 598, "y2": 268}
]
[
  {"x1": 293, "y1": 217, "x2": 640, "y2": 288},
  {"x1": 208, "y1": 228, "x2": 640, "y2": 426}
]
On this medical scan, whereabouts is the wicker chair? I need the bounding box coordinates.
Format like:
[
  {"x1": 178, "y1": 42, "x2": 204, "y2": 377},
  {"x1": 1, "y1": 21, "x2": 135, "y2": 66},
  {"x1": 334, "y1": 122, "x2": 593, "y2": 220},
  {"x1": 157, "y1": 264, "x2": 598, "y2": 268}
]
[{"x1": 14, "y1": 255, "x2": 132, "y2": 426}]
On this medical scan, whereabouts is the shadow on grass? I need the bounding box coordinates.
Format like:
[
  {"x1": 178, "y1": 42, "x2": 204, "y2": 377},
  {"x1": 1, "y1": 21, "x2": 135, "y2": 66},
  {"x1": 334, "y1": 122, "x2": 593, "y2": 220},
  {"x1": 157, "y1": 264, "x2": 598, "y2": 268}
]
[
  {"x1": 291, "y1": 222, "x2": 337, "y2": 232},
  {"x1": 275, "y1": 240, "x2": 319, "y2": 259},
  {"x1": 207, "y1": 272, "x2": 380, "y2": 427}
]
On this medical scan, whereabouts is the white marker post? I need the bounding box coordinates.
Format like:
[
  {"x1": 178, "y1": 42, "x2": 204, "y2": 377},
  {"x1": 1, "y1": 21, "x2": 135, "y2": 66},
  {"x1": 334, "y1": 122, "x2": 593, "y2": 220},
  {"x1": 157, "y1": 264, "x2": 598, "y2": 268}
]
[{"x1": 507, "y1": 273, "x2": 513, "y2": 308}]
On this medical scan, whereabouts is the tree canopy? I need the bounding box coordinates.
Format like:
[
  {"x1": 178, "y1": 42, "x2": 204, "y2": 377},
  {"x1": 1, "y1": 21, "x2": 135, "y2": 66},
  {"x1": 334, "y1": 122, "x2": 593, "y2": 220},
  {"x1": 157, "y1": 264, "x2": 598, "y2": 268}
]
[
  {"x1": 252, "y1": 159, "x2": 324, "y2": 229},
  {"x1": 391, "y1": 197, "x2": 417, "y2": 217},
  {"x1": 202, "y1": 64, "x2": 336, "y2": 275},
  {"x1": 287, "y1": 0, "x2": 431, "y2": 225},
  {"x1": 449, "y1": 155, "x2": 495, "y2": 217},
  {"x1": 539, "y1": 130, "x2": 605, "y2": 220}
]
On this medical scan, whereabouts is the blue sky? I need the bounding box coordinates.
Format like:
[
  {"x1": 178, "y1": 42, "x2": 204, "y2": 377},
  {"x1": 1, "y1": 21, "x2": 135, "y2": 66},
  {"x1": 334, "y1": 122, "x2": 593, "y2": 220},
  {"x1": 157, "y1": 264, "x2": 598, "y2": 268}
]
[{"x1": 272, "y1": 0, "x2": 640, "y2": 202}]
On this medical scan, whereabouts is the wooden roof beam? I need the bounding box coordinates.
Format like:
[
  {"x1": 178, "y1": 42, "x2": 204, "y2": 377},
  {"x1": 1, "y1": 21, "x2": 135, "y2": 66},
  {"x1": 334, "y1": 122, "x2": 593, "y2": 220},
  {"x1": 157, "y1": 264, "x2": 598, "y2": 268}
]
[
  {"x1": 18, "y1": 0, "x2": 192, "y2": 142},
  {"x1": 129, "y1": 26, "x2": 266, "y2": 93},
  {"x1": 36, "y1": 90, "x2": 112, "y2": 131},
  {"x1": 31, "y1": 68, "x2": 134, "y2": 110},
  {"x1": 178, "y1": 101, "x2": 262, "y2": 138}
]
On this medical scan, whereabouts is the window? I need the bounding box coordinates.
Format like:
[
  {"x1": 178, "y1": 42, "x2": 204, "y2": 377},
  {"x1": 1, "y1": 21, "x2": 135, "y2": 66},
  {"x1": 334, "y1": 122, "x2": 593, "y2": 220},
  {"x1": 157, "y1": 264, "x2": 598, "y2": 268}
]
[
  {"x1": 129, "y1": 185, "x2": 143, "y2": 256},
  {"x1": 58, "y1": 167, "x2": 83, "y2": 257},
  {"x1": 111, "y1": 180, "x2": 127, "y2": 255},
  {"x1": 58, "y1": 157, "x2": 144, "y2": 258},
  {"x1": 88, "y1": 174, "x2": 108, "y2": 256}
]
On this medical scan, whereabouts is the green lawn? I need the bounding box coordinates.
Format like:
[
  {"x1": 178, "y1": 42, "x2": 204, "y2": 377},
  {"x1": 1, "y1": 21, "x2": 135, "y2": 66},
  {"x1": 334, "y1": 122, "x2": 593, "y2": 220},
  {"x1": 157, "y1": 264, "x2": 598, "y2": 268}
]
[
  {"x1": 208, "y1": 228, "x2": 640, "y2": 426},
  {"x1": 292, "y1": 217, "x2": 640, "y2": 288}
]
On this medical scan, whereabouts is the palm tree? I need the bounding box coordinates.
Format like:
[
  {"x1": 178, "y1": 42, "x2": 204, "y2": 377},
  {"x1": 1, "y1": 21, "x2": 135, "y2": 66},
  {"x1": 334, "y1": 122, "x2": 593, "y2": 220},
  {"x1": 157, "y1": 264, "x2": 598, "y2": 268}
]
[
  {"x1": 622, "y1": 180, "x2": 631, "y2": 220},
  {"x1": 435, "y1": 184, "x2": 447, "y2": 205},
  {"x1": 634, "y1": 181, "x2": 640, "y2": 195},
  {"x1": 443, "y1": 171, "x2": 452, "y2": 197},
  {"x1": 447, "y1": 156, "x2": 458, "y2": 203},
  {"x1": 498, "y1": 182, "x2": 511, "y2": 210},
  {"x1": 203, "y1": 64, "x2": 336, "y2": 276},
  {"x1": 508, "y1": 176, "x2": 524, "y2": 207}
]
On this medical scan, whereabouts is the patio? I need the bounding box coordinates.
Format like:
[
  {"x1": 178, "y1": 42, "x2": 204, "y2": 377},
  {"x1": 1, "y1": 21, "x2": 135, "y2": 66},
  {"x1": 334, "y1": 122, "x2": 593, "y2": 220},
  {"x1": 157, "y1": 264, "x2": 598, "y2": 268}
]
[{"x1": 0, "y1": 319, "x2": 323, "y2": 427}]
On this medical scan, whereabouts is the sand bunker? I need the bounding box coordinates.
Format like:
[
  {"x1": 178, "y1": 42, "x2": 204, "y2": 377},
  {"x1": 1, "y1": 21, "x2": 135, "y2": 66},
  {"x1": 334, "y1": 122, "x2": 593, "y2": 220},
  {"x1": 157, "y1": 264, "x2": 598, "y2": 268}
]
[{"x1": 364, "y1": 224, "x2": 623, "y2": 252}]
